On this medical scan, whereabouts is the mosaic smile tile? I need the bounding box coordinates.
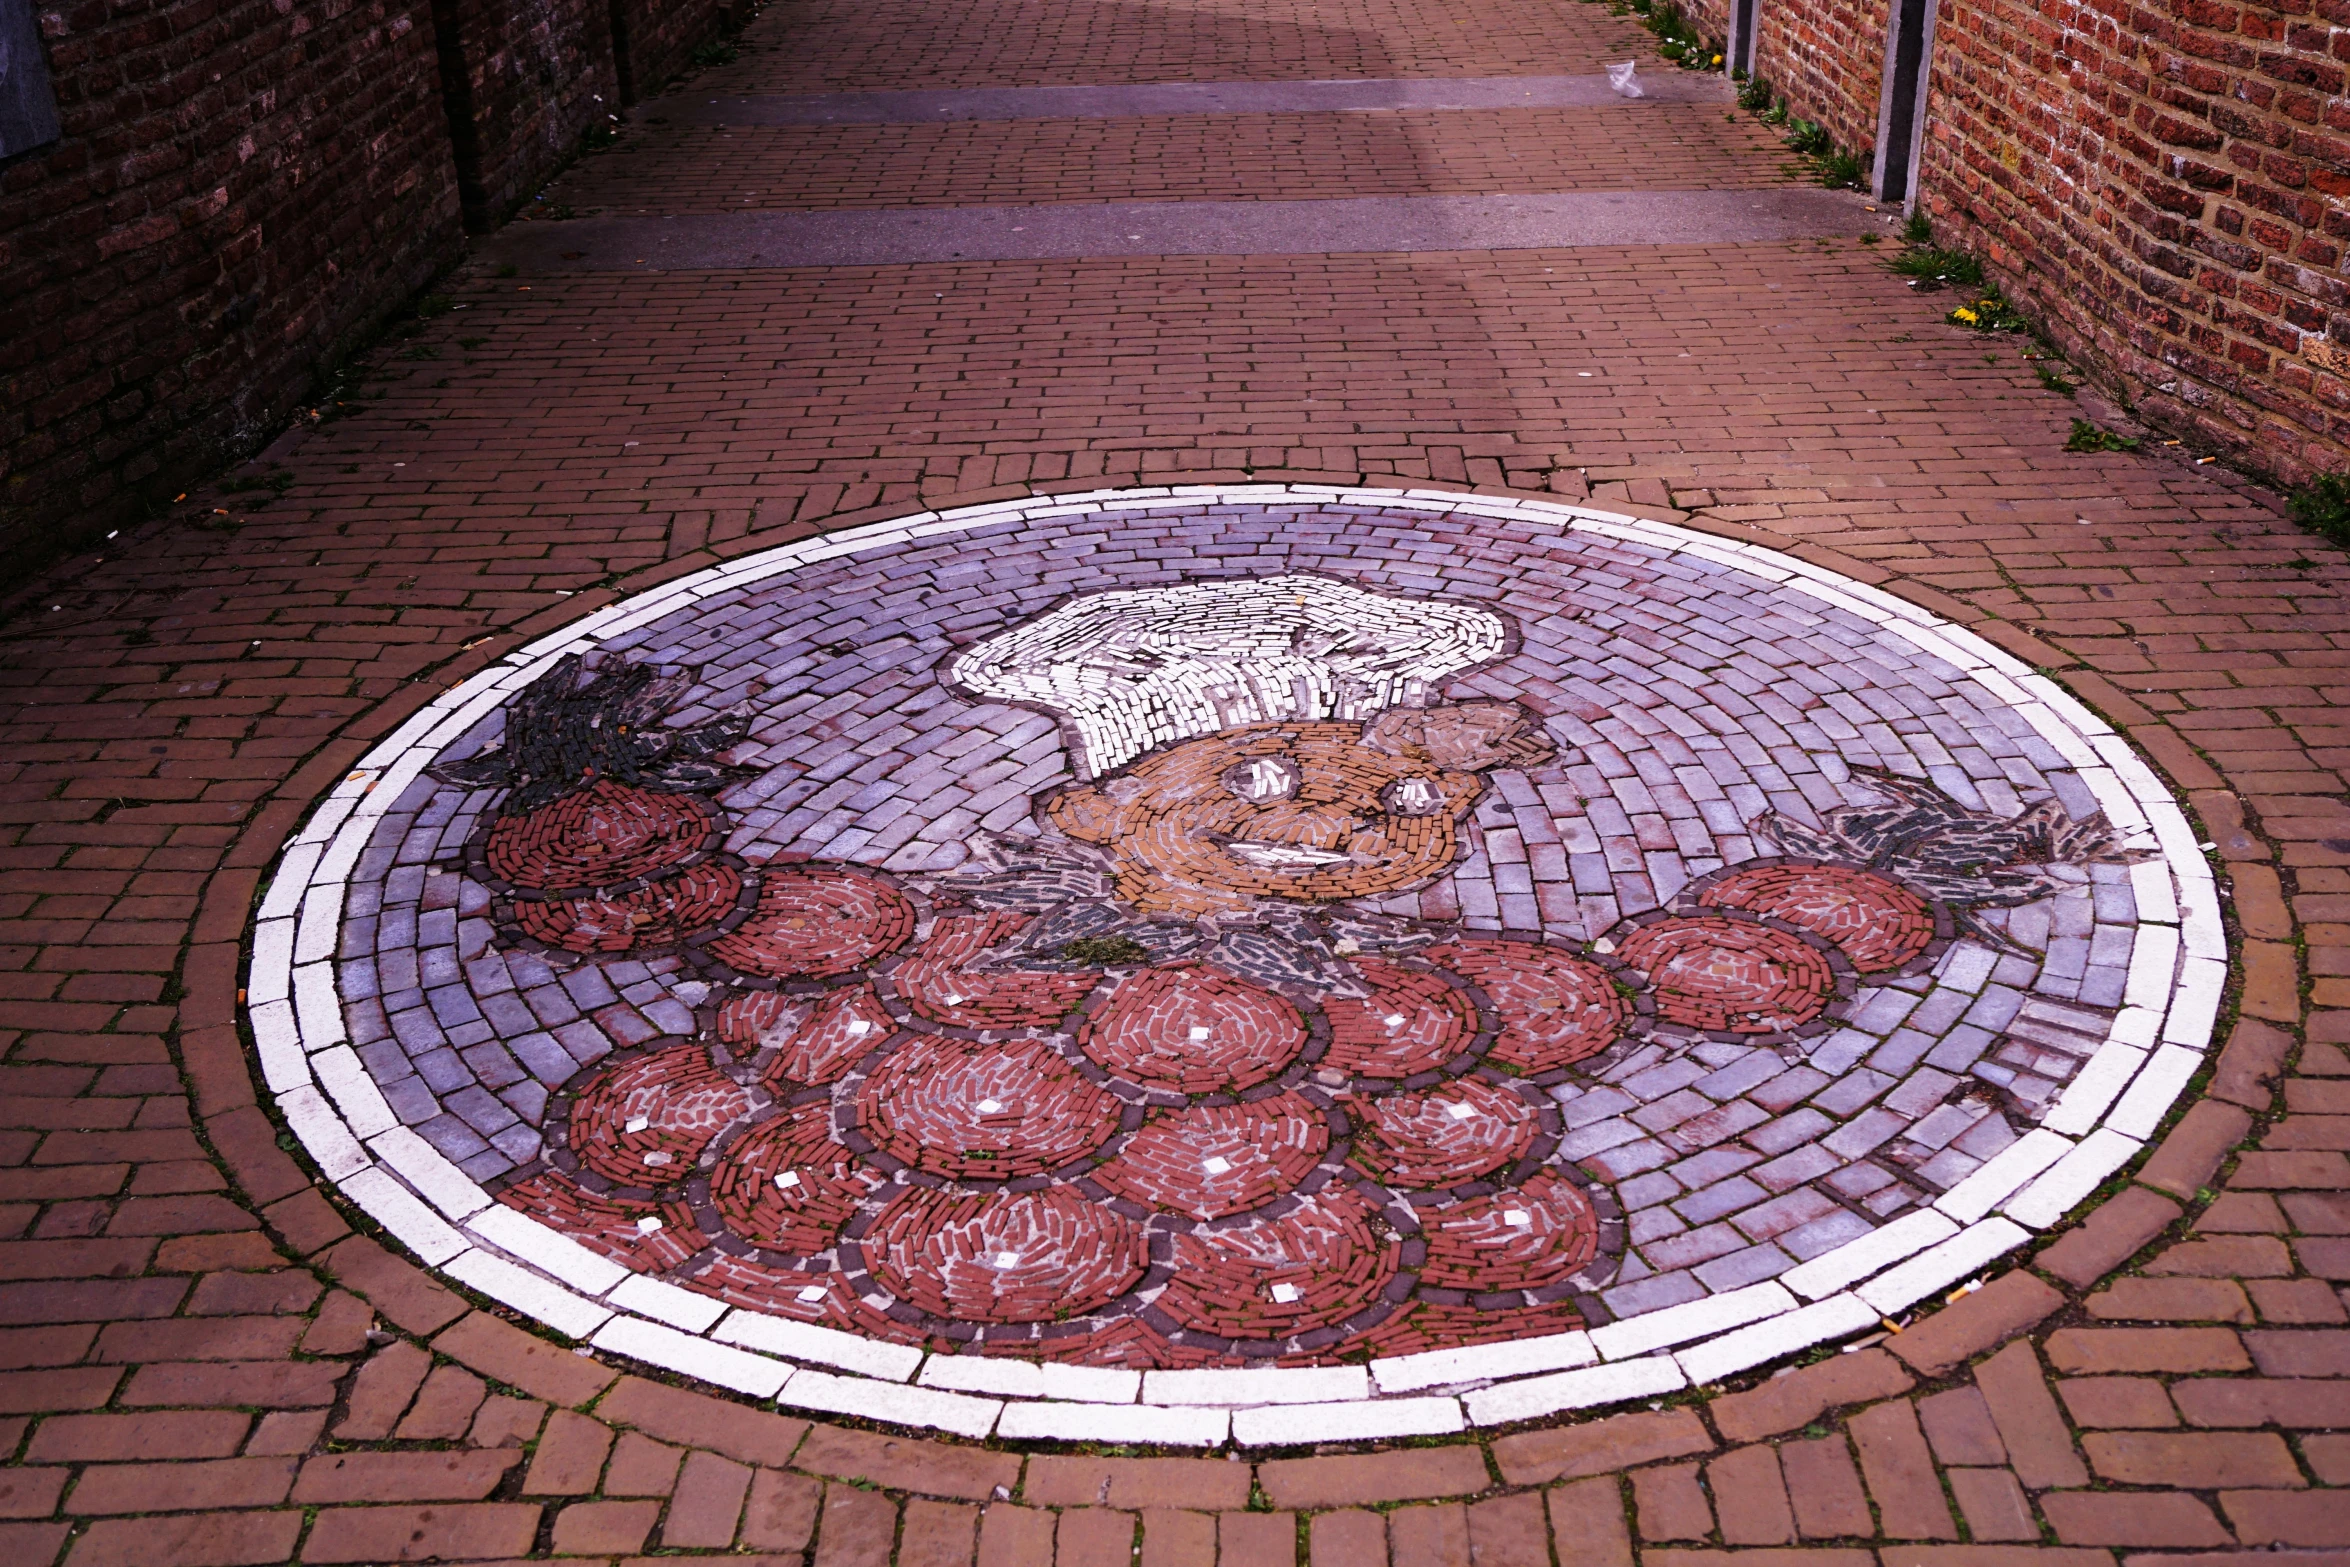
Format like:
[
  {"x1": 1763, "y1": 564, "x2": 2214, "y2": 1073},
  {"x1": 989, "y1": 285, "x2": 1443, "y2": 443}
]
[{"x1": 255, "y1": 485, "x2": 2219, "y2": 1440}]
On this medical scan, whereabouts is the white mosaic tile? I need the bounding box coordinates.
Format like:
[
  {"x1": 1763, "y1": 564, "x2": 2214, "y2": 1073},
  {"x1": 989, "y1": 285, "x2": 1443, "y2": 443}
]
[
  {"x1": 2003, "y1": 1126, "x2": 2145, "y2": 1229},
  {"x1": 367, "y1": 1126, "x2": 492, "y2": 1219},
  {"x1": 715, "y1": 1311, "x2": 923, "y2": 1382},
  {"x1": 1231, "y1": 1396, "x2": 1465, "y2": 1446},
  {"x1": 2106, "y1": 1044, "x2": 2203, "y2": 1139},
  {"x1": 996, "y1": 1400, "x2": 1226, "y2": 1446},
  {"x1": 592, "y1": 1315, "x2": 793, "y2": 1398},
  {"x1": 609, "y1": 1273, "x2": 728, "y2": 1332},
  {"x1": 311, "y1": 1046, "x2": 398, "y2": 1140},
  {"x1": 1370, "y1": 1331, "x2": 1598, "y2": 1395},
  {"x1": 1589, "y1": 1281, "x2": 1797, "y2": 1361},
  {"x1": 1782, "y1": 1208, "x2": 1962, "y2": 1300},
  {"x1": 1855, "y1": 1217, "x2": 2031, "y2": 1314},
  {"x1": 1463, "y1": 1355, "x2": 1686, "y2": 1427},
  {"x1": 1144, "y1": 1365, "x2": 1370, "y2": 1407},
  {"x1": 280, "y1": 1084, "x2": 368, "y2": 1181},
  {"x1": 782, "y1": 1367, "x2": 1000, "y2": 1440},
  {"x1": 1936, "y1": 1128, "x2": 2074, "y2": 1222},
  {"x1": 1675, "y1": 1293, "x2": 1879, "y2": 1385},
  {"x1": 444, "y1": 1247, "x2": 614, "y2": 1340},
  {"x1": 464, "y1": 1205, "x2": 629, "y2": 1296},
  {"x1": 341, "y1": 1167, "x2": 468, "y2": 1266}
]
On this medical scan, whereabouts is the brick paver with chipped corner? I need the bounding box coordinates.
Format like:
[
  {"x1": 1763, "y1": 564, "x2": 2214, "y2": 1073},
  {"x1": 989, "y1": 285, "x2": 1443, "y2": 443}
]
[{"x1": 5, "y1": 0, "x2": 2348, "y2": 1559}]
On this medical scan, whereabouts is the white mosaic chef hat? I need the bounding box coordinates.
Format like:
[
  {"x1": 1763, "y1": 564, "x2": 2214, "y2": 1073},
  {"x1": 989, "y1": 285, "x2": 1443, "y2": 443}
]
[{"x1": 949, "y1": 574, "x2": 1509, "y2": 778}]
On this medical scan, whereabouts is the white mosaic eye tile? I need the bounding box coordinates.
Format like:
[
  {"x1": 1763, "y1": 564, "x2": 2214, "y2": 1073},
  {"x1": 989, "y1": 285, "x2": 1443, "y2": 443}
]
[{"x1": 254, "y1": 485, "x2": 2212, "y2": 1445}]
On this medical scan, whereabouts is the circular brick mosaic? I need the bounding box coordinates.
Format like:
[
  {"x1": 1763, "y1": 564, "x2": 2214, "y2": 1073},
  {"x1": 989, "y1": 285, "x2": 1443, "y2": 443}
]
[{"x1": 256, "y1": 486, "x2": 2222, "y2": 1441}]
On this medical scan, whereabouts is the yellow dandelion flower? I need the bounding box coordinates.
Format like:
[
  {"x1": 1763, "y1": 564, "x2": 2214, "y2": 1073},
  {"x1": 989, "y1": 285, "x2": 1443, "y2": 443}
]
[{"x1": 1951, "y1": 307, "x2": 1980, "y2": 324}]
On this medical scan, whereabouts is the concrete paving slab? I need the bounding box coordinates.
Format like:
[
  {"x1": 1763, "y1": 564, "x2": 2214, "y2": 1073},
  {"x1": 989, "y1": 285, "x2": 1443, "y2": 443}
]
[{"x1": 487, "y1": 188, "x2": 1876, "y2": 270}]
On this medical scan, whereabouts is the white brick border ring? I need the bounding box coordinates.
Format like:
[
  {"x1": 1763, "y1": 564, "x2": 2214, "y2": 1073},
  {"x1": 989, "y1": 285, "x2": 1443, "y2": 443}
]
[{"x1": 249, "y1": 486, "x2": 2222, "y2": 1447}]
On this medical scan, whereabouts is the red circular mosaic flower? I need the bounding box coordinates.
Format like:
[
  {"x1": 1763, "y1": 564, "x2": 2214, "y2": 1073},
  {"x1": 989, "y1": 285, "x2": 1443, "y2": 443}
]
[
  {"x1": 566, "y1": 1043, "x2": 753, "y2": 1186},
  {"x1": 1090, "y1": 1091, "x2": 1329, "y2": 1219},
  {"x1": 511, "y1": 861, "x2": 744, "y2": 955},
  {"x1": 1417, "y1": 1171, "x2": 1599, "y2": 1293},
  {"x1": 857, "y1": 1034, "x2": 1121, "y2": 1181},
  {"x1": 1320, "y1": 958, "x2": 1477, "y2": 1079},
  {"x1": 703, "y1": 866, "x2": 918, "y2": 980},
  {"x1": 709, "y1": 1102, "x2": 883, "y2": 1254},
  {"x1": 1428, "y1": 939, "x2": 1628, "y2": 1071},
  {"x1": 715, "y1": 984, "x2": 895, "y2": 1087},
  {"x1": 865, "y1": 1185, "x2": 1147, "y2": 1323},
  {"x1": 1079, "y1": 963, "x2": 1306, "y2": 1093},
  {"x1": 891, "y1": 912, "x2": 1100, "y2": 1030},
  {"x1": 483, "y1": 780, "x2": 718, "y2": 892},
  {"x1": 1157, "y1": 1185, "x2": 1399, "y2": 1339},
  {"x1": 1350, "y1": 1078, "x2": 1538, "y2": 1188},
  {"x1": 1699, "y1": 864, "x2": 1935, "y2": 973},
  {"x1": 1619, "y1": 914, "x2": 1837, "y2": 1033}
]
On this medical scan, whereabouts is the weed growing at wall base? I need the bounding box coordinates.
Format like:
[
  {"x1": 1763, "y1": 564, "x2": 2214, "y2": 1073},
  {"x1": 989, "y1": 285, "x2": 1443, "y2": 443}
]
[{"x1": 2290, "y1": 472, "x2": 2350, "y2": 544}]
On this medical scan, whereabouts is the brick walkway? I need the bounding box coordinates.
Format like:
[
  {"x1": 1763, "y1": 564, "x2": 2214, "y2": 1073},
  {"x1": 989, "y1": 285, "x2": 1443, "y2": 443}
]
[{"x1": 1, "y1": 0, "x2": 2343, "y2": 1562}]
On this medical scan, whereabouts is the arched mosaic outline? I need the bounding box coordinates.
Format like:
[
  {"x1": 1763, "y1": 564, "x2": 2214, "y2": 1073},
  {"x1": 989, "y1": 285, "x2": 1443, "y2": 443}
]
[{"x1": 249, "y1": 485, "x2": 2224, "y2": 1448}]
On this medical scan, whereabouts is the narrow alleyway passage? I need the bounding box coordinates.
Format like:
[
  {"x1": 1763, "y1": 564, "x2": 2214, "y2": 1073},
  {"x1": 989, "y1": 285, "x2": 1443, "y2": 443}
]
[{"x1": 0, "y1": 0, "x2": 2342, "y2": 1564}]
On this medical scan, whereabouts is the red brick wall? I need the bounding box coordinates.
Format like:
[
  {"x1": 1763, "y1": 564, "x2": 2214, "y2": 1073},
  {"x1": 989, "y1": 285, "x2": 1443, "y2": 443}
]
[
  {"x1": 1758, "y1": 0, "x2": 1888, "y2": 159},
  {"x1": 1679, "y1": 0, "x2": 2348, "y2": 480},
  {"x1": 1918, "y1": 0, "x2": 2350, "y2": 481},
  {"x1": 613, "y1": 0, "x2": 733, "y2": 102},
  {"x1": 437, "y1": 0, "x2": 621, "y2": 228},
  {"x1": 0, "y1": 0, "x2": 463, "y2": 578},
  {"x1": 1, "y1": 0, "x2": 738, "y2": 579}
]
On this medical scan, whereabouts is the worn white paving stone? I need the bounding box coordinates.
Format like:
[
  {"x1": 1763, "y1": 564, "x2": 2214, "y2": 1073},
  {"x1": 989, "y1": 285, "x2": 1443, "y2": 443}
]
[
  {"x1": 295, "y1": 884, "x2": 341, "y2": 965},
  {"x1": 250, "y1": 1000, "x2": 310, "y2": 1095},
  {"x1": 2040, "y1": 1042, "x2": 2148, "y2": 1137},
  {"x1": 2162, "y1": 958, "x2": 2226, "y2": 1049},
  {"x1": 2004, "y1": 1126, "x2": 2145, "y2": 1229},
  {"x1": 715, "y1": 1311, "x2": 922, "y2": 1383},
  {"x1": 1371, "y1": 1330, "x2": 1597, "y2": 1395},
  {"x1": 465, "y1": 1205, "x2": 629, "y2": 1296},
  {"x1": 341, "y1": 1167, "x2": 468, "y2": 1266},
  {"x1": 1232, "y1": 1397, "x2": 1465, "y2": 1447},
  {"x1": 257, "y1": 843, "x2": 322, "y2": 921},
  {"x1": 1676, "y1": 1293, "x2": 1879, "y2": 1386},
  {"x1": 2107, "y1": 1044, "x2": 2204, "y2": 1139},
  {"x1": 608, "y1": 1273, "x2": 727, "y2": 1333},
  {"x1": 311, "y1": 1046, "x2": 398, "y2": 1139},
  {"x1": 1463, "y1": 1355, "x2": 1686, "y2": 1427},
  {"x1": 249, "y1": 919, "x2": 295, "y2": 1006},
  {"x1": 1856, "y1": 1218, "x2": 2032, "y2": 1314},
  {"x1": 367, "y1": 1126, "x2": 491, "y2": 1219},
  {"x1": 593, "y1": 1315, "x2": 792, "y2": 1398},
  {"x1": 916, "y1": 1356, "x2": 1139, "y2": 1403},
  {"x1": 2128, "y1": 858, "x2": 2180, "y2": 924},
  {"x1": 1143, "y1": 1364, "x2": 1369, "y2": 1406},
  {"x1": 293, "y1": 961, "x2": 347, "y2": 1053},
  {"x1": 2124, "y1": 923, "x2": 2183, "y2": 1011},
  {"x1": 782, "y1": 1367, "x2": 1000, "y2": 1440},
  {"x1": 280, "y1": 1085, "x2": 368, "y2": 1181},
  {"x1": 1590, "y1": 1281, "x2": 1796, "y2": 1360},
  {"x1": 444, "y1": 1248, "x2": 613, "y2": 1340},
  {"x1": 1783, "y1": 1208, "x2": 1962, "y2": 1300},
  {"x1": 997, "y1": 1400, "x2": 1225, "y2": 1446},
  {"x1": 1937, "y1": 1128, "x2": 2076, "y2": 1221}
]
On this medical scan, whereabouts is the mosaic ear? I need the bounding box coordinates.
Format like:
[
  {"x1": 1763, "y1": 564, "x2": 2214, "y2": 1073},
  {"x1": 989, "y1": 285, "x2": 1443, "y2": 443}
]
[
  {"x1": 1361, "y1": 702, "x2": 1557, "y2": 771},
  {"x1": 1046, "y1": 786, "x2": 1120, "y2": 844}
]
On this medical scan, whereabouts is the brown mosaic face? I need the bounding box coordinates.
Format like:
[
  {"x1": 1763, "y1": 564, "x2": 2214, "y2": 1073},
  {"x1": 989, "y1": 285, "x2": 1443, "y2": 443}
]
[{"x1": 1045, "y1": 703, "x2": 1554, "y2": 915}]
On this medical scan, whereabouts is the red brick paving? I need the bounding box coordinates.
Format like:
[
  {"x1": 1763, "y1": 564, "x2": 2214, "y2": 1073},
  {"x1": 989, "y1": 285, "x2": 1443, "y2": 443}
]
[{"x1": 2, "y1": 0, "x2": 2346, "y2": 1555}]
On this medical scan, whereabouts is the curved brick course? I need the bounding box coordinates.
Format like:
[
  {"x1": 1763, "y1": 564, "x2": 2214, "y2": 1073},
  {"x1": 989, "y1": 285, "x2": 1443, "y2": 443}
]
[{"x1": 0, "y1": 0, "x2": 2341, "y2": 1559}]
